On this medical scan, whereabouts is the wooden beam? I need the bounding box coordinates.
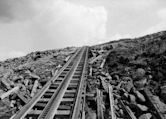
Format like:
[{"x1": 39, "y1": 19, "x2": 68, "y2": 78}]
[
  {"x1": 0, "y1": 86, "x2": 19, "y2": 100},
  {"x1": 108, "y1": 85, "x2": 116, "y2": 119},
  {"x1": 97, "y1": 89, "x2": 104, "y2": 119},
  {"x1": 30, "y1": 80, "x2": 39, "y2": 97}
]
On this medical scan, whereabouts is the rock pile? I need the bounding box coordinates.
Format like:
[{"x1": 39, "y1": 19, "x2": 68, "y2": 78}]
[
  {"x1": 0, "y1": 47, "x2": 76, "y2": 118},
  {"x1": 86, "y1": 31, "x2": 166, "y2": 119}
]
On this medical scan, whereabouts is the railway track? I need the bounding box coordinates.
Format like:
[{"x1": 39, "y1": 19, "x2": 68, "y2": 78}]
[
  {"x1": 10, "y1": 46, "x2": 165, "y2": 119},
  {"x1": 12, "y1": 46, "x2": 89, "y2": 119}
]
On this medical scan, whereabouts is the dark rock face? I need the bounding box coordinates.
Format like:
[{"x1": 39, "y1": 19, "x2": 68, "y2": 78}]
[
  {"x1": 104, "y1": 31, "x2": 166, "y2": 118},
  {"x1": 106, "y1": 31, "x2": 166, "y2": 95},
  {"x1": 87, "y1": 31, "x2": 166, "y2": 119}
]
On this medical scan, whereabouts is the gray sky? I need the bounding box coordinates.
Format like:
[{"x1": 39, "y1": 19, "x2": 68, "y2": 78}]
[{"x1": 0, "y1": 0, "x2": 166, "y2": 60}]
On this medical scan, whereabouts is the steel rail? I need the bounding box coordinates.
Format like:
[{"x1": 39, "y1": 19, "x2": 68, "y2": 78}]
[
  {"x1": 12, "y1": 47, "x2": 83, "y2": 119},
  {"x1": 108, "y1": 85, "x2": 116, "y2": 119},
  {"x1": 38, "y1": 47, "x2": 86, "y2": 119},
  {"x1": 71, "y1": 46, "x2": 89, "y2": 119}
]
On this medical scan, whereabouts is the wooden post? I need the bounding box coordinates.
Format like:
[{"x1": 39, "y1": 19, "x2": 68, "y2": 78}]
[
  {"x1": 89, "y1": 66, "x2": 93, "y2": 76},
  {"x1": 97, "y1": 89, "x2": 104, "y2": 119},
  {"x1": 100, "y1": 59, "x2": 106, "y2": 69},
  {"x1": 108, "y1": 85, "x2": 116, "y2": 119},
  {"x1": 24, "y1": 79, "x2": 29, "y2": 86},
  {"x1": 1, "y1": 78, "x2": 11, "y2": 89},
  {"x1": 30, "y1": 80, "x2": 38, "y2": 97},
  {"x1": 119, "y1": 100, "x2": 137, "y2": 119},
  {"x1": 0, "y1": 86, "x2": 19, "y2": 100},
  {"x1": 65, "y1": 56, "x2": 71, "y2": 62},
  {"x1": 90, "y1": 55, "x2": 103, "y2": 64}
]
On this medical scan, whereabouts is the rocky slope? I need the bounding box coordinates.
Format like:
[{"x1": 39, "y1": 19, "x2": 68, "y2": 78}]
[
  {"x1": 87, "y1": 31, "x2": 166, "y2": 119},
  {"x1": 0, "y1": 30, "x2": 166, "y2": 119},
  {"x1": 0, "y1": 47, "x2": 76, "y2": 118}
]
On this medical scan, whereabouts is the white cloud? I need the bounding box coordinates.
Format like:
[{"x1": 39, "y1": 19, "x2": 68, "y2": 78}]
[
  {"x1": 157, "y1": 8, "x2": 166, "y2": 20},
  {"x1": 0, "y1": 0, "x2": 107, "y2": 48},
  {"x1": 142, "y1": 8, "x2": 166, "y2": 35},
  {"x1": 0, "y1": 0, "x2": 107, "y2": 60},
  {"x1": 0, "y1": 51, "x2": 25, "y2": 61},
  {"x1": 110, "y1": 0, "x2": 157, "y2": 10},
  {"x1": 8, "y1": 51, "x2": 25, "y2": 58},
  {"x1": 32, "y1": 0, "x2": 107, "y2": 46},
  {"x1": 109, "y1": 34, "x2": 132, "y2": 40}
]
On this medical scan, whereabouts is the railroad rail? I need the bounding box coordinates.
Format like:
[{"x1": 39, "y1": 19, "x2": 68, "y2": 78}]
[
  {"x1": 119, "y1": 100, "x2": 137, "y2": 119},
  {"x1": 12, "y1": 46, "x2": 89, "y2": 119},
  {"x1": 143, "y1": 88, "x2": 166, "y2": 119}
]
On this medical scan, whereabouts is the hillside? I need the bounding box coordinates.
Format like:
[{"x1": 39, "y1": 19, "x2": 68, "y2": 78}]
[
  {"x1": 88, "y1": 31, "x2": 166, "y2": 119},
  {"x1": 0, "y1": 47, "x2": 77, "y2": 118},
  {"x1": 0, "y1": 31, "x2": 166, "y2": 118}
]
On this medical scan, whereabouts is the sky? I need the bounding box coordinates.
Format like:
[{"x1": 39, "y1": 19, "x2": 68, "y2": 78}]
[{"x1": 0, "y1": 0, "x2": 166, "y2": 60}]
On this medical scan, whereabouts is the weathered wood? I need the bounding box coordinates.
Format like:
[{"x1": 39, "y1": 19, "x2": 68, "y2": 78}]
[
  {"x1": 108, "y1": 85, "x2": 116, "y2": 119},
  {"x1": 97, "y1": 89, "x2": 104, "y2": 119},
  {"x1": 85, "y1": 103, "x2": 96, "y2": 119},
  {"x1": 1, "y1": 78, "x2": 11, "y2": 89},
  {"x1": 0, "y1": 86, "x2": 19, "y2": 100},
  {"x1": 100, "y1": 59, "x2": 106, "y2": 68},
  {"x1": 119, "y1": 100, "x2": 137, "y2": 119},
  {"x1": 89, "y1": 55, "x2": 103, "y2": 64},
  {"x1": 24, "y1": 79, "x2": 29, "y2": 86},
  {"x1": 17, "y1": 91, "x2": 30, "y2": 104},
  {"x1": 89, "y1": 66, "x2": 93, "y2": 76},
  {"x1": 65, "y1": 55, "x2": 71, "y2": 62},
  {"x1": 143, "y1": 88, "x2": 166, "y2": 119},
  {"x1": 100, "y1": 76, "x2": 108, "y2": 92},
  {"x1": 30, "y1": 80, "x2": 39, "y2": 97}
]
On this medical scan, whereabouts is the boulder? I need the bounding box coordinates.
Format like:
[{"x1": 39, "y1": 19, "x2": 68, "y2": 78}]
[
  {"x1": 129, "y1": 94, "x2": 136, "y2": 104},
  {"x1": 134, "y1": 68, "x2": 146, "y2": 80},
  {"x1": 152, "y1": 95, "x2": 166, "y2": 114},
  {"x1": 138, "y1": 113, "x2": 152, "y2": 119},
  {"x1": 137, "y1": 104, "x2": 148, "y2": 111},
  {"x1": 135, "y1": 91, "x2": 146, "y2": 102},
  {"x1": 120, "y1": 81, "x2": 133, "y2": 92},
  {"x1": 134, "y1": 78, "x2": 147, "y2": 90}
]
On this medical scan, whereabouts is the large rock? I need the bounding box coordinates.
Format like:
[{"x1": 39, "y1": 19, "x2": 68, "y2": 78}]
[
  {"x1": 135, "y1": 91, "x2": 146, "y2": 102},
  {"x1": 137, "y1": 104, "x2": 148, "y2": 111},
  {"x1": 129, "y1": 94, "x2": 136, "y2": 104},
  {"x1": 121, "y1": 81, "x2": 133, "y2": 92},
  {"x1": 134, "y1": 78, "x2": 147, "y2": 90},
  {"x1": 152, "y1": 95, "x2": 166, "y2": 114},
  {"x1": 138, "y1": 113, "x2": 152, "y2": 119},
  {"x1": 134, "y1": 68, "x2": 146, "y2": 80}
]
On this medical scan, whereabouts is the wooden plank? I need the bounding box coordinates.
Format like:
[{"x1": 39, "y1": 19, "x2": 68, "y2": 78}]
[
  {"x1": 0, "y1": 86, "x2": 19, "y2": 99},
  {"x1": 143, "y1": 88, "x2": 165, "y2": 119},
  {"x1": 55, "y1": 110, "x2": 70, "y2": 115},
  {"x1": 108, "y1": 85, "x2": 116, "y2": 119},
  {"x1": 100, "y1": 59, "x2": 106, "y2": 68},
  {"x1": 35, "y1": 102, "x2": 47, "y2": 108},
  {"x1": 17, "y1": 91, "x2": 30, "y2": 104},
  {"x1": 39, "y1": 98, "x2": 75, "y2": 102},
  {"x1": 30, "y1": 80, "x2": 39, "y2": 97},
  {"x1": 119, "y1": 100, "x2": 137, "y2": 119},
  {"x1": 97, "y1": 89, "x2": 104, "y2": 119},
  {"x1": 28, "y1": 110, "x2": 42, "y2": 115},
  {"x1": 89, "y1": 66, "x2": 93, "y2": 76}
]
